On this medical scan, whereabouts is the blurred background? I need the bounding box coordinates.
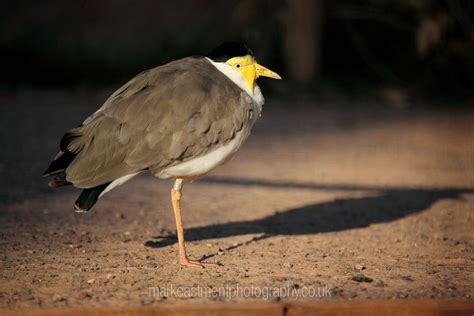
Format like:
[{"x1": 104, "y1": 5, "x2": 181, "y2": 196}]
[
  {"x1": 0, "y1": 0, "x2": 473, "y2": 203},
  {"x1": 1, "y1": 0, "x2": 473, "y2": 103}
]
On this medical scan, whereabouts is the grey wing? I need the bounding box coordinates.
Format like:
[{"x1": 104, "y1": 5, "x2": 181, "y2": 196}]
[{"x1": 63, "y1": 57, "x2": 252, "y2": 188}]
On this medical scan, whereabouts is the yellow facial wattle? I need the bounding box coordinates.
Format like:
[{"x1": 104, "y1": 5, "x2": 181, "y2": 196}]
[{"x1": 226, "y1": 55, "x2": 281, "y2": 95}]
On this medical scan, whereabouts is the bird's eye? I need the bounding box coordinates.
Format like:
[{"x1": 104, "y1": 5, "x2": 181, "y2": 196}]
[{"x1": 235, "y1": 64, "x2": 241, "y2": 69}]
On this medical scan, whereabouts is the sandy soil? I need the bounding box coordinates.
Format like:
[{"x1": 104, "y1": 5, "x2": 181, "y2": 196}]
[{"x1": 0, "y1": 91, "x2": 473, "y2": 311}]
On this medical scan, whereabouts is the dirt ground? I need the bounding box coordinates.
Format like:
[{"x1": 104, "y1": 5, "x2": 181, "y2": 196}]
[{"x1": 0, "y1": 91, "x2": 473, "y2": 311}]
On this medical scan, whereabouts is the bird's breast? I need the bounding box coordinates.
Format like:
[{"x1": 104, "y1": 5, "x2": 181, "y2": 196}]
[
  {"x1": 155, "y1": 98, "x2": 261, "y2": 180},
  {"x1": 155, "y1": 127, "x2": 250, "y2": 179}
]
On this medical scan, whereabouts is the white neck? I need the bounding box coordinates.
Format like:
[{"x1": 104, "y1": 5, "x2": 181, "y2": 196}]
[{"x1": 205, "y1": 57, "x2": 264, "y2": 106}]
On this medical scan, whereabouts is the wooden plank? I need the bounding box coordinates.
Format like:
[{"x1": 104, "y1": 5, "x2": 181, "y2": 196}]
[
  {"x1": 1, "y1": 303, "x2": 283, "y2": 316},
  {"x1": 286, "y1": 300, "x2": 474, "y2": 316},
  {"x1": 2, "y1": 300, "x2": 473, "y2": 316}
]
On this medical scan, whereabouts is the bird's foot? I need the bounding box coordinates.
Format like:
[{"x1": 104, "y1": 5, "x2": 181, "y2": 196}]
[{"x1": 179, "y1": 256, "x2": 218, "y2": 268}]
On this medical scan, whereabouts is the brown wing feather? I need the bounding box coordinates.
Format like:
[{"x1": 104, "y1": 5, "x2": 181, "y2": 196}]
[{"x1": 63, "y1": 57, "x2": 251, "y2": 188}]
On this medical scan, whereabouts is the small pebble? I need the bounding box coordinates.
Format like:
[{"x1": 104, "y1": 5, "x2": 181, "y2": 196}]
[
  {"x1": 283, "y1": 280, "x2": 298, "y2": 289},
  {"x1": 283, "y1": 262, "x2": 293, "y2": 269},
  {"x1": 374, "y1": 280, "x2": 386, "y2": 287},
  {"x1": 355, "y1": 264, "x2": 366, "y2": 271},
  {"x1": 352, "y1": 274, "x2": 373, "y2": 283},
  {"x1": 80, "y1": 292, "x2": 93, "y2": 299},
  {"x1": 400, "y1": 275, "x2": 414, "y2": 282},
  {"x1": 66, "y1": 228, "x2": 76, "y2": 236},
  {"x1": 141, "y1": 297, "x2": 154, "y2": 305},
  {"x1": 52, "y1": 294, "x2": 67, "y2": 303},
  {"x1": 238, "y1": 272, "x2": 249, "y2": 278}
]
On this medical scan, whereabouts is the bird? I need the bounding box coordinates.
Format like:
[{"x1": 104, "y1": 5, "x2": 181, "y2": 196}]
[{"x1": 43, "y1": 41, "x2": 281, "y2": 267}]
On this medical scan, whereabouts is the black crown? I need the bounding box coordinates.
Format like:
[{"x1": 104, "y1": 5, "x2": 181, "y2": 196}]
[{"x1": 207, "y1": 42, "x2": 254, "y2": 62}]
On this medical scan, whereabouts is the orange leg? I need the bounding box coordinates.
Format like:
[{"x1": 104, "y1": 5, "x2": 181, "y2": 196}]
[{"x1": 171, "y1": 178, "x2": 215, "y2": 268}]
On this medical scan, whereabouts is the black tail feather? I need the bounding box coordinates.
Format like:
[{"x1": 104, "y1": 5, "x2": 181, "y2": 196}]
[
  {"x1": 44, "y1": 130, "x2": 81, "y2": 177},
  {"x1": 74, "y1": 182, "x2": 111, "y2": 212},
  {"x1": 43, "y1": 151, "x2": 76, "y2": 176}
]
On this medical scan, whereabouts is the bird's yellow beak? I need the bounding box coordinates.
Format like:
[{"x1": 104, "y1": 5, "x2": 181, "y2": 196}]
[{"x1": 255, "y1": 63, "x2": 282, "y2": 80}]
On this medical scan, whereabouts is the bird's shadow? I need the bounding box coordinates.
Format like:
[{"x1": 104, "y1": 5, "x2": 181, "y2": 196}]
[{"x1": 145, "y1": 176, "x2": 473, "y2": 250}]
